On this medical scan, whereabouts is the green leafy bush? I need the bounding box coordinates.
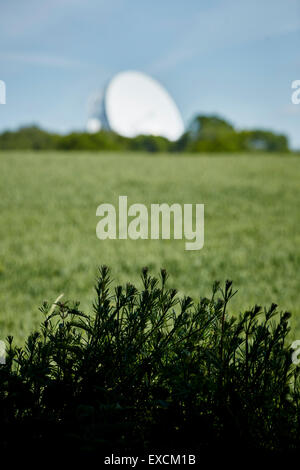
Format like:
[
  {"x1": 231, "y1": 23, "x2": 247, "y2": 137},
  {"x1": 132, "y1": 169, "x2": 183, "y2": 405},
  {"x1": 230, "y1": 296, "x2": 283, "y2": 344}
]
[
  {"x1": 0, "y1": 267, "x2": 299, "y2": 459},
  {"x1": 177, "y1": 115, "x2": 290, "y2": 153}
]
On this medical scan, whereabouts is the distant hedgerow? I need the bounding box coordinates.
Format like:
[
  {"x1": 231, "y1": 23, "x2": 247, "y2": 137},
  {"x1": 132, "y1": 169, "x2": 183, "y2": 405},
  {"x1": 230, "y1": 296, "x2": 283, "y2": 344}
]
[{"x1": 0, "y1": 267, "x2": 299, "y2": 460}]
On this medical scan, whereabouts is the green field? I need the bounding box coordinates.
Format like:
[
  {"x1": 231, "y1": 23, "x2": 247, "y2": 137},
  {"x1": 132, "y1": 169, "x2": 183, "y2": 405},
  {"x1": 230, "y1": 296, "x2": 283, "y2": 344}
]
[{"x1": 1, "y1": 151, "x2": 300, "y2": 342}]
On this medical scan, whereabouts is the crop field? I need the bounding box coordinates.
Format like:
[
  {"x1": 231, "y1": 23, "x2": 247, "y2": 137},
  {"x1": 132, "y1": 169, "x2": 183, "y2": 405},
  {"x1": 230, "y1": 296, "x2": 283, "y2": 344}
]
[{"x1": 0, "y1": 151, "x2": 300, "y2": 342}]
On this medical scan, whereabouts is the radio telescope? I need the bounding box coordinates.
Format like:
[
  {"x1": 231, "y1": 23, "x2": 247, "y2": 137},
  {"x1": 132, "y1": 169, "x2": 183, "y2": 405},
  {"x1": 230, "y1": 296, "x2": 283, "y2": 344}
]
[{"x1": 86, "y1": 71, "x2": 184, "y2": 141}]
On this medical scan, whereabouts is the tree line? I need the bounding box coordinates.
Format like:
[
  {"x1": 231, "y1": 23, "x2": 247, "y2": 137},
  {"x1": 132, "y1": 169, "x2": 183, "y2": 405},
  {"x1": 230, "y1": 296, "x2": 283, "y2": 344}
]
[{"x1": 0, "y1": 115, "x2": 290, "y2": 153}]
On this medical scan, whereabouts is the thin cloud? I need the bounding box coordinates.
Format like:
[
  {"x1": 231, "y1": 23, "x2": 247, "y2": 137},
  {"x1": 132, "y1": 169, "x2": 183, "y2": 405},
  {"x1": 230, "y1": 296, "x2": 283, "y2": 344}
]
[
  {"x1": 149, "y1": 0, "x2": 300, "y2": 73},
  {"x1": 0, "y1": 52, "x2": 84, "y2": 69}
]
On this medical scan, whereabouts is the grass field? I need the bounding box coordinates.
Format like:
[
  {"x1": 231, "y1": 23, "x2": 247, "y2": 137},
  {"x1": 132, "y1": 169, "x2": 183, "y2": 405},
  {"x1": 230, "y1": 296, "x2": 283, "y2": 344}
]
[{"x1": 0, "y1": 151, "x2": 300, "y2": 342}]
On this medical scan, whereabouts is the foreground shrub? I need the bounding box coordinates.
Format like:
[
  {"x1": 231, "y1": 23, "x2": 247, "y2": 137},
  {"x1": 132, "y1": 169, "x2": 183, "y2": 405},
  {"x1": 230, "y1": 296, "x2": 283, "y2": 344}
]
[{"x1": 0, "y1": 267, "x2": 299, "y2": 458}]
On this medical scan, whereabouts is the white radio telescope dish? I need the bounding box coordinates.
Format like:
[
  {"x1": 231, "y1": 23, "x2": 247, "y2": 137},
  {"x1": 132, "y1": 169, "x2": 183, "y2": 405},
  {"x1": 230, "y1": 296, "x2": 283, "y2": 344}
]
[
  {"x1": 86, "y1": 71, "x2": 184, "y2": 141},
  {"x1": 105, "y1": 71, "x2": 184, "y2": 141}
]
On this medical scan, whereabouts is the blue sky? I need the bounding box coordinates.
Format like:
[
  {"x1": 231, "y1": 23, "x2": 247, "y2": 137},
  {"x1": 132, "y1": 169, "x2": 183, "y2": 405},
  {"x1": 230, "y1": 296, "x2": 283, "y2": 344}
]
[{"x1": 0, "y1": 0, "x2": 299, "y2": 147}]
